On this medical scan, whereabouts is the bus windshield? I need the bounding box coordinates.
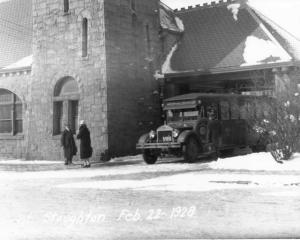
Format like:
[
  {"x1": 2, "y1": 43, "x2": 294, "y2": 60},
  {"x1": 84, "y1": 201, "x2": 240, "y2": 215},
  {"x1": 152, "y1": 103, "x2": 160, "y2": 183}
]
[{"x1": 166, "y1": 109, "x2": 199, "y2": 122}]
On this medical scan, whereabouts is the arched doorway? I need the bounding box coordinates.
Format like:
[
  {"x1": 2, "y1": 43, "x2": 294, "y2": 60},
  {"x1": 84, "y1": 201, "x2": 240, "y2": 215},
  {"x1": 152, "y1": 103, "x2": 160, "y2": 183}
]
[{"x1": 53, "y1": 77, "x2": 79, "y2": 135}]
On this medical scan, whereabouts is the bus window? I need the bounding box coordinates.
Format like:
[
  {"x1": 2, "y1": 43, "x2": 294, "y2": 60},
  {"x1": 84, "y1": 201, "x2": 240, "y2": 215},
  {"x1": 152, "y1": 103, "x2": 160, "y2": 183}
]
[
  {"x1": 220, "y1": 101, "x2": 230, "y2": 120},
  {"x1": 167, "y1": 109, "x2": 198, "y2": 122},
  {"x1": 183, "y1": 110, "x2": 199, "y2": 120},
  {"x1": 200, "y1": 106, "x2": 205, "y2": 118},
  {"x1": 231, "y1": 101, "x2": 240, "y2": 119},
  {"x1": 207, "y1": 104, "x2": 218, "y2": 120},
  {"x1": 167, "y1": 110, "x2": 182, "y2": 121},
  {"x1": 240, "y1": 102, "x2": 251, "y2": 119}
]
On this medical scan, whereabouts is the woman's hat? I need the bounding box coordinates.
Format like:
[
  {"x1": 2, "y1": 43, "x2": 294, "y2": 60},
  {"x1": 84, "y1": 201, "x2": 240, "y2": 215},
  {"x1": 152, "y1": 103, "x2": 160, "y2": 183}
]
[{"x1": 80, "y1": 120, "x2": 85, "y2": 125}]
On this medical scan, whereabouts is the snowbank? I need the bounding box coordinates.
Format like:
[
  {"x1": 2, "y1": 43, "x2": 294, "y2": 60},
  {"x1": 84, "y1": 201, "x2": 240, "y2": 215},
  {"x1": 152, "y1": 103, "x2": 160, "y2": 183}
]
[{"x1": 209, "y1": 152, "x2": 300, "y2": 171}]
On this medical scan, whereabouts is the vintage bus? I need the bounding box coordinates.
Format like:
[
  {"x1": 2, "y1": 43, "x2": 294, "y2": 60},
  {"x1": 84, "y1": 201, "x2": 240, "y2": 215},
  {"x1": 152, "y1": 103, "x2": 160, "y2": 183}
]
[{"x1": 136, "y1": 93, "x2": 269, "y2": 164}]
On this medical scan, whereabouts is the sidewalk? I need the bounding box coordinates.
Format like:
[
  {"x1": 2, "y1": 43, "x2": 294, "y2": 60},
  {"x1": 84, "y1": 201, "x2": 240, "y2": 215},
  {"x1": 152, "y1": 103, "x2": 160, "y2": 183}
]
[
  {"x1": 0, "y1": 155, "x2": 142, "y2": 172},
  {"x1": 0, "y1": 160, "x2": 95, "y2": 172}
]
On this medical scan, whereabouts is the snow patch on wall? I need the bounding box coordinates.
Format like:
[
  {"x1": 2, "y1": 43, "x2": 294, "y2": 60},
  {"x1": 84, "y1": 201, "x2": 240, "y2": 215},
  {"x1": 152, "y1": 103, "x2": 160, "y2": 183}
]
[
  {"x1": 3, "y1": 55, "x2": 33, "y2": 69},
  {"x1": 175, "y1": 16, "x2": 184, "y2": 32},
  {"x1": 162, "y1": 43, "x2": 178, "y2": 74},
  {"x1": 242, "y1": 36, "x2": 291, "y2": 66},
  {"x1": 153, "y1": 70, "x2": 164, "y2": 80},
  {"x1": 227, "y1": 3, "x2": 241, "y2": 21}
]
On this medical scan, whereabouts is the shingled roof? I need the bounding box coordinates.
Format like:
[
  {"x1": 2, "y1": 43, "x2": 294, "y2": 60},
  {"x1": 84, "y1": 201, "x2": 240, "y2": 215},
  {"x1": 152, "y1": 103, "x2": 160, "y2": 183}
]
[
  {"x1": 163, "y1": 1, "x2": 297, "y2": 76},
  {"x1": 0, "y1": 0, "x2": 32, "y2": 70}
]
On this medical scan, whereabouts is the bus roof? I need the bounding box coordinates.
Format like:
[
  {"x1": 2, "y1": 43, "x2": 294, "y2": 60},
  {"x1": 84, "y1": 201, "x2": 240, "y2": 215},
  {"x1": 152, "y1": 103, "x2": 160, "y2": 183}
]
[
  {"x1": 164, "y1": 93, "x2": 259, "y2": 102},
  {"x1": 163, "y1": 92, "x2": 268, "y2": 110}
]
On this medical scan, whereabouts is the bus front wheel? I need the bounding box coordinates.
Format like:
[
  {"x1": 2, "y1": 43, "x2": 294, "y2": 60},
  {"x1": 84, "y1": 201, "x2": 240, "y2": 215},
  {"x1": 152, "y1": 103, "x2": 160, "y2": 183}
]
[{"x1": 143, "y1": 149, "x2": 158, "y2": 164}]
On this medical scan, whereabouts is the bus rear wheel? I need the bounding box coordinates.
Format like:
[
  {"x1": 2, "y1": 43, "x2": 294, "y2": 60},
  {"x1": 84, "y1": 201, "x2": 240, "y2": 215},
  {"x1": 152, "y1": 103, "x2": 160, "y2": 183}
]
[{"x1": 143, "y1": 149, "x2": 158, "y2": 164}]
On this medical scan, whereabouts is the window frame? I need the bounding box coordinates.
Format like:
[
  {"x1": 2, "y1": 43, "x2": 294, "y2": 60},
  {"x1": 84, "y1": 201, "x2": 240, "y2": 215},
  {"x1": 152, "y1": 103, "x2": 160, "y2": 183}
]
[
  {"x1": 0, "y1": 90, "x2": 23, "y2": 136},
  {"x1": 82, "y1": 18, "x2": 88, "y2": 57}
]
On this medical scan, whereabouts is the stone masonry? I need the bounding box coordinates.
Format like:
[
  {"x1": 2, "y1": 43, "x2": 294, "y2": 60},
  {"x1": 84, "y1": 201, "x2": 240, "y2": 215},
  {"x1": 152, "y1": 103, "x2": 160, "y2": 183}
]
[
  {"x1": 29, "y1": 0, "x2": 108, "y2": 160},
  {"x1": 26, "y1": 0, "x2": 162, "y2": 160}
]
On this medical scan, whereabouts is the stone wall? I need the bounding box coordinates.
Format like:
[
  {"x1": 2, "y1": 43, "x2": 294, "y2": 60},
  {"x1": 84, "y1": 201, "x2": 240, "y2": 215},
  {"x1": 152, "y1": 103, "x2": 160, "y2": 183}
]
[
  {"x1": 29, "y1": 0, "x2": 108, "y2": 160},
  {"x1": 0, "y1": 71, "x2": 31, "y2": 158},
  {"x1": 104, "y1": 0, "x2": 162, "y2": 157}
]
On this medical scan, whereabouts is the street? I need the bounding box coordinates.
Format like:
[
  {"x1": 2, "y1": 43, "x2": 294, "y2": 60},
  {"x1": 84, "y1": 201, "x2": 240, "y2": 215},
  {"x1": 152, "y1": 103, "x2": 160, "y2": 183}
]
[{"x1": 0, "y1": 155, "x2": 300, "y2": 239}]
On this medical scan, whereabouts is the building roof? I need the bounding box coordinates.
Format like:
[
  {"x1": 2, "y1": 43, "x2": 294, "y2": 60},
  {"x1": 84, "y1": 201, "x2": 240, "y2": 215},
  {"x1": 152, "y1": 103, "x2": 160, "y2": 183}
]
[
  {"x1": 162, "y1": 1, "x2": 299, "y2": 76},
  {"x1": 252, "y1": 8, "x2": 300, "y2": 61},
  {"x1": 159, "y1": 1, "x2": 184, "y2": 33},
  {"x1": 0, "y1": 0, "x2": 32, "y2": 70}
]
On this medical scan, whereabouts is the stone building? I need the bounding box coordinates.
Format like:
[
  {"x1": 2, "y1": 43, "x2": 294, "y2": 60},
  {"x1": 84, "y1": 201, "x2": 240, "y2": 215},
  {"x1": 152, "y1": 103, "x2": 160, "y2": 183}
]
[
  {"x1": 0, "y1": 0, "x2": 299, "y2": 160},
  {"x1": 0, "y1": 0, "x2": 162, "y2": 160}
]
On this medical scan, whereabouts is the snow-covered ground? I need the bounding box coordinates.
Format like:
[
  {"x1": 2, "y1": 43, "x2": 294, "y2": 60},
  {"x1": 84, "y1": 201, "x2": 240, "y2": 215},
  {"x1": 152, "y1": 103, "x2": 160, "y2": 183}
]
[
  {"x1": 209, "y1": 152, "x2": 300, "y2": 171},
  {"x1": 55, "y1": 152, "x2": 300, "y2": 192},
  {"x1": 0, "y1": 152, "x2": 299, "y2": 239},
  {"x1": 1, "y1": 152, "x2": 300, "y2": 193},
  {"x1": 0, "y1": 159, "x2": 59, "y2": 165}
]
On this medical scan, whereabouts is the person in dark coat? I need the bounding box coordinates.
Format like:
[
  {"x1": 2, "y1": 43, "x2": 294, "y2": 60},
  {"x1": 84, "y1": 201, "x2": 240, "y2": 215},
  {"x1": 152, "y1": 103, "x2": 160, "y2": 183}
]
[
  {"x1": 61, "y1": 123, "x2": 77, "y2": 165},
  {"x1": 77, "y1": 120, "x2": 92, "y2": 168}
]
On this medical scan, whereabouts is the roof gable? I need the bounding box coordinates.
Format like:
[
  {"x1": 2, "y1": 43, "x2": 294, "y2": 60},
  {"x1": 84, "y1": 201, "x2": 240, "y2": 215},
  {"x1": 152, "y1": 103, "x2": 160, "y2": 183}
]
[
  {"x1": 252, "y1": 8, "x2": 300, "y2": 61},
  {"x1": 165, "y1": 1, "x2": 293, "y2": 75},
  {"x1": 0, "y1": 0, "x2": 32, "y2": 69},
  {"x1": 160, "y1": 2, "x2": 184, "y2": 33}
]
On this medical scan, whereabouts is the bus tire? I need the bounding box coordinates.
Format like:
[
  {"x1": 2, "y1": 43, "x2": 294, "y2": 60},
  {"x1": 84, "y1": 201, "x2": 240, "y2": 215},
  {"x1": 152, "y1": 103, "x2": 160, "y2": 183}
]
[{"x1": 143, "y1": 149, "x2": 158, "y2": 164}]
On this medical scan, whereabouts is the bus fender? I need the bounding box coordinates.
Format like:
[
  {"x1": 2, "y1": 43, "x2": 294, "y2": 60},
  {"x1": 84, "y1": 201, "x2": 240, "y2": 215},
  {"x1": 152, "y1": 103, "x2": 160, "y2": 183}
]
[
  {"x1": 177, "y1": 130, "x2": 198, "y2": 145},
  {"x1": 137, "y1": 133, "x2": 149, "y2": 145}
]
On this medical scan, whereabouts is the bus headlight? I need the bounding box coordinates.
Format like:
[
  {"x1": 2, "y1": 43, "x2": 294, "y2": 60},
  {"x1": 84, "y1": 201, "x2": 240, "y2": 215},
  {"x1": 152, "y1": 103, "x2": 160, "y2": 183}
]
[
  {"x1": 172, "y1": 129, "x2": 179, "y2": 138},
  {"x1": 149, "y1": 130, "x2": 156, "y2": 139}
]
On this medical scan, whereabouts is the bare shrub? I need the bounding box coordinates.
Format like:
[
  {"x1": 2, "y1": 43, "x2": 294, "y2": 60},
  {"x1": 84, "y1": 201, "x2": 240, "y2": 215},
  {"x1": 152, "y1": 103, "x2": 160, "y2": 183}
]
[{"x1": 253, "y1": 90, "x2": 300, "y2": 162}]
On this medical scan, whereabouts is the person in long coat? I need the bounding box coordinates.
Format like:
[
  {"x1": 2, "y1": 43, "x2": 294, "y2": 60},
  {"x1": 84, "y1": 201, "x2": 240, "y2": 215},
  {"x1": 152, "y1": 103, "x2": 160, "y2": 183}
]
[
  {"x1": 77, "y1": 120, "x2": 92, "y2": 168},
  {"x1": 61, "y1": 123, "x2": 77, "y2": 165}
]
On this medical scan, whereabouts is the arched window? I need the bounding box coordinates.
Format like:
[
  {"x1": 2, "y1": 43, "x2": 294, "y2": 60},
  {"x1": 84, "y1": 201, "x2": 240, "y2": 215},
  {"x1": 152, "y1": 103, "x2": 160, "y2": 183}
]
[
  {"x1": 82, "y1": 18, "x2": 88, "y2": 57},
  {"x1": 64, "y1": 0, "x2": 69, "y2": 13},
  {"x1": 53, "y1": 77, "x2": 79, "y2": 135},
  {"x1": 0, "y1": 89, "x2": 22, "y2": 134}
]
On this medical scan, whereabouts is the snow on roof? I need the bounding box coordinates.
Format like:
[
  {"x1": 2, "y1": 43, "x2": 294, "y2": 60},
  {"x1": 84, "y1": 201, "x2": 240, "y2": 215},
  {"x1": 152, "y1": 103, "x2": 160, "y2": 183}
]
[
  {"x1": 161, "y1": 43, "x2": 179, "y2": 74},
  {"x1": 227, "y1": 3, "x2": 241, "y2": 21},
  {"x1": 164, "y1": 1, "x2": 296, "y2": 75},
  {"x1": 160, "y1": 2, "x2": 184, "y2": 33},
  {"x1": 242, "y1": 35, "x2": 292, "y2": 66},
  {"x1": 3, "y1": 55, "x2": 32, "y2": 70},
  {"x1": 251, "y1": 8, "x2": 300, "y2": 61},
  {"x1": 0, "y1": 0, "x2": 32, "y2": 69}
]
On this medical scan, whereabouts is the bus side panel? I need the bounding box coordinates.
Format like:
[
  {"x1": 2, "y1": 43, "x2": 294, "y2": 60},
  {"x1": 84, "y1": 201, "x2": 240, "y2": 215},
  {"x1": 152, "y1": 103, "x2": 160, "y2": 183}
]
[{"x1": 221, "y1": 120, "x2": 247, "y2": 147}]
